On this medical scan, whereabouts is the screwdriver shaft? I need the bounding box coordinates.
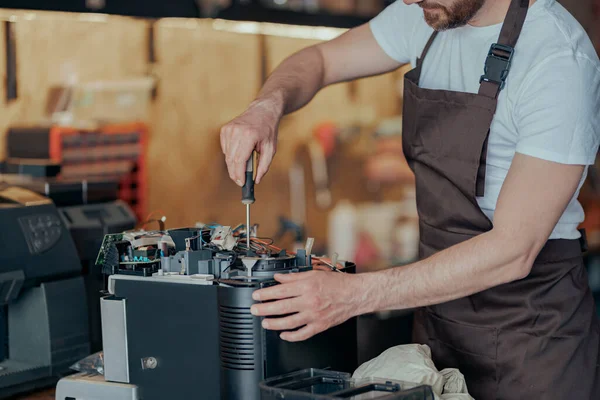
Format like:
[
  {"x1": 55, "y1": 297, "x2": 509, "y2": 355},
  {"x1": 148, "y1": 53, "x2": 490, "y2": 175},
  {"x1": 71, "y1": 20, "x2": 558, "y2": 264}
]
[
  {"x1": 242, "y1": 152, "x2": 255, "y2": 253},
  {"x1": 246, "y1": 203, "x2": 250, "y2": 250}
]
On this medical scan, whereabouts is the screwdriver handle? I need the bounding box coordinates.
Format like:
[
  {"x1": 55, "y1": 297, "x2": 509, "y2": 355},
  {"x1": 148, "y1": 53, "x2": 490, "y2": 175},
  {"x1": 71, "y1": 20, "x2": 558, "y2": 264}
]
[{"x1": 242, "y1": 153, "x2": 255, "y2": 205}]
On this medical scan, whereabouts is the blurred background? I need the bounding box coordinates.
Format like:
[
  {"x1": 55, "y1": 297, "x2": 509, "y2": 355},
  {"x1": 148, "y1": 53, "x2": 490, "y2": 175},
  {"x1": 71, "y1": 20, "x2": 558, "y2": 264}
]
[{"x1": 0, "y1": 0, "x2": 597, "y2": 398}]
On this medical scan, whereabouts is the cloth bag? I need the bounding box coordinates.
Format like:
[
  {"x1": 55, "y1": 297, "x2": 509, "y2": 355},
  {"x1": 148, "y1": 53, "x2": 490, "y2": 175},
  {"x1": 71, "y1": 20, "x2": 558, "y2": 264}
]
[{"x1": 352, "y1": 344, "x2": 474, "y2": 400}]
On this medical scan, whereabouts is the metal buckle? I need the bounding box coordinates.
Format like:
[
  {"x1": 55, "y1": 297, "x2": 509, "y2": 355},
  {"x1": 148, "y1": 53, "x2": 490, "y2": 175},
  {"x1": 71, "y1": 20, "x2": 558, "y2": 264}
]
[{"x1": 479, "y1": 43, "x2": 514, "y2": 90}]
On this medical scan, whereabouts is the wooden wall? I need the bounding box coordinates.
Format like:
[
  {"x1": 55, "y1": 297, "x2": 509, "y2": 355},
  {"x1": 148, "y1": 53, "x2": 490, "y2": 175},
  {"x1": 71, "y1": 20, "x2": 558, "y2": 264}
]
[
  {"x1": 0, "y1": 9, "x2": 149, "y2": 159},
  {"x1": 0, "y1": 11, "x2": 404, "y2": 251},
  {"x1": 147, "y1": 19, "x2": 263, "y2": 232},
  {"x1": 147, "y1": 20, "x2": 404, "y2": 249},
  {"x1": 0, "y1": 5, "x2": 597, "y2": 250}
]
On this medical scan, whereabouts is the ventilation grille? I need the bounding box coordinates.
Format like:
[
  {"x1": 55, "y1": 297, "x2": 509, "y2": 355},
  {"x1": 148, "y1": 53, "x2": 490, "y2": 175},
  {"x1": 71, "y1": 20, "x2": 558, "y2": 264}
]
[{"x1": 219, "y1": 306, "x2": 256, "y2": 371}]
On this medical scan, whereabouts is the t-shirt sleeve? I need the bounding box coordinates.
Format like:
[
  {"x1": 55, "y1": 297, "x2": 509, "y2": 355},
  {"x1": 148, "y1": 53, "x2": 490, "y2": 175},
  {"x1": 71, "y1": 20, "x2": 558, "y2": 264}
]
[
  {"x1": 369, "y1": 1, "x2": 423, "y2": 65},
  {"x1": 514, "y1": 52, "x2": 600, "y2": 165}
]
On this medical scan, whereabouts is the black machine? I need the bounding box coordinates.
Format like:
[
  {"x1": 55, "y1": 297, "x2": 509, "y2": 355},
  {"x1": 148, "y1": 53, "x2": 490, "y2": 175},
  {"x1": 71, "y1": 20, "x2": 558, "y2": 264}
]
[
  {"x1": 0, "y1": 185, "x2": 90, "y2": 398},
  {"x1": 1, "y1": 161, "x2": 137, "y2": 354},
  {"x1": 89, "y1": 225, "x2": 359, "y2": 400},
  {"x1": 59, "y1": 201, "x2": 136, "y2": 352}
]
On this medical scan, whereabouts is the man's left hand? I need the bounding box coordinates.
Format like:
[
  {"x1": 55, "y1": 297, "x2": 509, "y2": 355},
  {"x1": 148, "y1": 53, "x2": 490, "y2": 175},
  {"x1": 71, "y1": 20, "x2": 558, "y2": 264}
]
[{"x1": 250, "y1": 270, "x2": 361, "y2": 342}]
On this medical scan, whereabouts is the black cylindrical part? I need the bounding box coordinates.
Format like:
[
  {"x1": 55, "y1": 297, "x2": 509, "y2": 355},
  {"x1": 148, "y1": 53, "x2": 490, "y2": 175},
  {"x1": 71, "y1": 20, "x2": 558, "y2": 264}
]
[{"x1": 218, "y1": 283, "x2": 263, "y2": 400}]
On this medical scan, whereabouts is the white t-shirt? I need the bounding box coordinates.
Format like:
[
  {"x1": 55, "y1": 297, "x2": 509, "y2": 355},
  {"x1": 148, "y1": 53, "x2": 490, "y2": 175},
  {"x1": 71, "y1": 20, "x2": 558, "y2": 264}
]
[{"x1": 370, "y1": 0, "x2": 600, "y2": 240}]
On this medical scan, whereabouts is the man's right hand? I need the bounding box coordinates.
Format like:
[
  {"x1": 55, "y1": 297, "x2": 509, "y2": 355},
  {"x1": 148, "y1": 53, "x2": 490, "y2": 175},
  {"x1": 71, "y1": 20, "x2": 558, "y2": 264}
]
[
  {"x1": 219, "y1": 22, "x2": 403, "y2": 187},
  {"x1": 220, "y1": 97, "x2": 283, "y2": 186}
]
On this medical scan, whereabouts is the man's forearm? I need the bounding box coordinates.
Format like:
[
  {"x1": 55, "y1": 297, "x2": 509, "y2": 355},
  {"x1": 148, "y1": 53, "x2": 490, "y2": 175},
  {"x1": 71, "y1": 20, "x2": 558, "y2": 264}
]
[
  {"x1": 253, "y1": 46, "x2": 326, "y2": 116},
  {"x1": 355, "y1": 229, "x2": 539, "y2": 314}
]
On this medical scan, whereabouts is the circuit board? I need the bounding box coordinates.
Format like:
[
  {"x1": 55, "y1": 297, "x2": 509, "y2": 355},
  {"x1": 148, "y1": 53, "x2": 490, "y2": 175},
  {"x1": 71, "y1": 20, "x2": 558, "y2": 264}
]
[{"x1": 94, "y1": 233, "x2": 124, "y2": 268}]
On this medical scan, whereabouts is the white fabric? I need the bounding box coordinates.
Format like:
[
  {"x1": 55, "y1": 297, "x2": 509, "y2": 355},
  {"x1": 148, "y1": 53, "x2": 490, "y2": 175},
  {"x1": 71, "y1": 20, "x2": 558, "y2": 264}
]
[
  {"x1": 370, "y1": 0, "x2": 600, "y2": 239},
  {"x1": 352, "y1": 344, "x2": 473, "y2": 400}
]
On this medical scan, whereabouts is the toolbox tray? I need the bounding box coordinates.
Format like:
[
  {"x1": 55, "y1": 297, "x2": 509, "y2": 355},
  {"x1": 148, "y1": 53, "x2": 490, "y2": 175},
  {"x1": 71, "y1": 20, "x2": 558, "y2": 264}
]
[{"x1": 259, "y1": 368, "x2": 435, "y2": 400}]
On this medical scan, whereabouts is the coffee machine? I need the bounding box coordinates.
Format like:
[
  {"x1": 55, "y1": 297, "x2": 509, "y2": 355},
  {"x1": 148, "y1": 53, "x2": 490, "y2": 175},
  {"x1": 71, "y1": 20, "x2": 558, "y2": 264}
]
[{"x1": 0, "y1": 185, "x2": 90, "y2": 398}]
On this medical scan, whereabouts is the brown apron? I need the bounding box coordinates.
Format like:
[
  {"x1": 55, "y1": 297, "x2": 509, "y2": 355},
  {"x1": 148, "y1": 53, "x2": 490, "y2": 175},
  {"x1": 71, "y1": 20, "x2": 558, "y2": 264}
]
[{"x1": 402, "y1": 0, "x2": 600, "y2": 398}]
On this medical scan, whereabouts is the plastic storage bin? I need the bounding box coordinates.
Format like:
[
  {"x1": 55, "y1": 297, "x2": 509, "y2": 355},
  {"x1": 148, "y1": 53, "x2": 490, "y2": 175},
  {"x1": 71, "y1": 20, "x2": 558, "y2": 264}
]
[{"x1": 259, "y1": 369, "x2": 435, "y2": 400}]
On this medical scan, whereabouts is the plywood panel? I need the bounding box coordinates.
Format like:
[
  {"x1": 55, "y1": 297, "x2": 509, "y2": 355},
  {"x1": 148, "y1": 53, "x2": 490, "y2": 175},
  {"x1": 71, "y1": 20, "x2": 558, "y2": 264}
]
[
  {"x1": 0, "y1": 12, "x2": 405, "y2": 251},
  {"x1": 147, "y1": 19, "x2": 264, "y2": 232},
  {"x1": 0, "y1": 9, "x2": 149, "y2": 158},
  {"x1": 0, "y1": 21, "x2": 20, "y2": 160},
  {"x1": 12, "y1": 11, "x2": 149, "y2": 124},
  {"x1": 147, "y1": 22, "x2": 404, "y2": 248},
  {"x1": 264, "y1": 34, "x2": 404, "y2": 247}
]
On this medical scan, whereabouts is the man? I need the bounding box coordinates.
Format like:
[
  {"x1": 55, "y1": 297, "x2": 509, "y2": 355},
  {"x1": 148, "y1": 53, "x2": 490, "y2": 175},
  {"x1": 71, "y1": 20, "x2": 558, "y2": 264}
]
[{"x1": 220, "y1": 0, "x2": 600, "y2": 398}]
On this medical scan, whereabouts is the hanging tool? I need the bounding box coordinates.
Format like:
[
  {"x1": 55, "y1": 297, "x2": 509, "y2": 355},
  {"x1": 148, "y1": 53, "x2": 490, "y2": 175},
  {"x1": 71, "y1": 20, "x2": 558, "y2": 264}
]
[
  {"x1": 309, "y1": 140, "x2": 331, "y2": 209},
  {"x1": 242, "y1": 152, "x2": 256, "y2": 251}
]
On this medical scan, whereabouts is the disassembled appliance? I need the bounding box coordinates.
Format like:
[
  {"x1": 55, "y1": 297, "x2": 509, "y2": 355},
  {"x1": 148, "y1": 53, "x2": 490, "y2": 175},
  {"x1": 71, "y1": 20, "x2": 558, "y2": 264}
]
[{"x1": 57, "y1": 223, "x2": 358, "y2": 400}]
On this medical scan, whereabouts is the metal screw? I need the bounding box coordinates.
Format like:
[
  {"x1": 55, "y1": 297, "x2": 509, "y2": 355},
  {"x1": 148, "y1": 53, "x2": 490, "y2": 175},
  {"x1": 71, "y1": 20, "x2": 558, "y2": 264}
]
[{"x1": 141, "y1": 357, "x2": 158, "y2": 370}]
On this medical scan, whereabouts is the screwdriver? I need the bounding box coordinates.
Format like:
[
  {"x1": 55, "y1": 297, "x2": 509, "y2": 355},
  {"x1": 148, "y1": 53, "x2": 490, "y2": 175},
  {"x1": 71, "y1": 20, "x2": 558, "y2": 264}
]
[{"x1": 242, "y1": 152, "x2": 255, "y2": 252}]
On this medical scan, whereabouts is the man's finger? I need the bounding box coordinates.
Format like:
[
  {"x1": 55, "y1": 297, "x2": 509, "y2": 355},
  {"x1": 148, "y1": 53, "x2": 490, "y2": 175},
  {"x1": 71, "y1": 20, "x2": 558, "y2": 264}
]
[
  {"x1": 255, "y1": 143, "x2": 274, "y2": 184},
  {"x1": 220, "y1": 128, "x2": 228, "y2": 155},
  {"x1": 280, "y1": 324, "x2": 319, "y2": 342},
  {"x1": 232, "y1": 140, "x2": 256, "y2": 187},
  {"x1": 252, "y1": 279, "x2": 305, "y2": 301},
  {"x1": 273, "y1": 271, "x2": 318, "y2": 284},
  {"x1": 250, "y1": 297, "x2": 303, "y2": 317},
  {"x1": 226, "y1": 137, "x2": 241, "y2": 183},
  {"x1": 262, "y1": 312, "x2": 310, "y2": 331}
]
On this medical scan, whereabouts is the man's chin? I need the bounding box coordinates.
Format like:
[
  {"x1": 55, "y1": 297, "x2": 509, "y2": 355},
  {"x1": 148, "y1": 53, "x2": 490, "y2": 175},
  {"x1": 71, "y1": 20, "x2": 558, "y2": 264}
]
[{"x1": 423, "y1": 12, "x2": 450, "y2": 31}]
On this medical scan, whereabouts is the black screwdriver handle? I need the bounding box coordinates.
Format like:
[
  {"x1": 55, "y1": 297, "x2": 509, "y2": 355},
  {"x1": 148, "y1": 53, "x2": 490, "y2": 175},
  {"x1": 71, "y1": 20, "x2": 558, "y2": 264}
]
[{"x1": 242, "y1": 154, "x2": 255, "y2": 205}]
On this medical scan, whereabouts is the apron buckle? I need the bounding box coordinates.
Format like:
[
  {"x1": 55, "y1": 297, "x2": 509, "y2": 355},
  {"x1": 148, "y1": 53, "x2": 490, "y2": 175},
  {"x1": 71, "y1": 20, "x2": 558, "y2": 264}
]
[{"x1": 479, "y1": 43, "x2": 515, "y2": 90}]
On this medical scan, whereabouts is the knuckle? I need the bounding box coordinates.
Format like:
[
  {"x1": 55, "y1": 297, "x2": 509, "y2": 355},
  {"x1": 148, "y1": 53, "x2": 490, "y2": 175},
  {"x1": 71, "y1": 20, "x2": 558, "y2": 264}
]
[
  {"x1": 304, "y1": 327, "x2": 316, "y2": 340},
  {"x1": 240, "y1": 127, "x2": 256, "y2": 139},
  {"x1": 314, "y1": 322, "x2": 325, "y2": 335},
  {"x1": 307, "y1": 296, "x2": 320, "y2": 309},
  {"x1": 295, "y1": 313, "x2": 307, "y2": 326},
  {"x1": 301, "y1": 281, "x2": 313, "y2": 292},
  {"x1": 269, "y1": 318, "x2": 282, "y2": 330},
  {"x1": 233, "y1": 156, "x2": 246, "y2": 165},
  {"x1": 280, "y1": 317, "x2": 293, "y2": 330},
  {"x1": 314, "y1": 309, "x2": 325, "y2": 322}
]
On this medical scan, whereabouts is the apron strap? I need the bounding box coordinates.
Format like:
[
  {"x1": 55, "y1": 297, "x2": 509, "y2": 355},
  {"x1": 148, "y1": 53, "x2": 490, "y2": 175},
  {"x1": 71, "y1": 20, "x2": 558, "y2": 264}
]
[
  {"x1": 417, "y1": 31, "x2": 439, "y2": 68},
  {"x1": 413, "y1": 31, "x2": 439, "y2": 84},
  {"x1": 479, "y1": 0, "x2": 530, "y2": 99},
  {"x1": 476, "y1": 0, "x2": 529, "y2": 196}
]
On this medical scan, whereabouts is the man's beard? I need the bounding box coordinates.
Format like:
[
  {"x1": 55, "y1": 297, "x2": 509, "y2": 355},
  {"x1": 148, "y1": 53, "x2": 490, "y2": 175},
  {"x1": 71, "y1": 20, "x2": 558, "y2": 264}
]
[{"x1": 419, "y1": 0, "x2": 486, "y2": 31}]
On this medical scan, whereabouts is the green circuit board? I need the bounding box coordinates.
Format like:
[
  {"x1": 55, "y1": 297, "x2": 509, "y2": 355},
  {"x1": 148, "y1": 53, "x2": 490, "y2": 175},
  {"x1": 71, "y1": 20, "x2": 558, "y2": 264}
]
[{"x1": 95, "y1": 233, "x2": 124, "y2": 268}]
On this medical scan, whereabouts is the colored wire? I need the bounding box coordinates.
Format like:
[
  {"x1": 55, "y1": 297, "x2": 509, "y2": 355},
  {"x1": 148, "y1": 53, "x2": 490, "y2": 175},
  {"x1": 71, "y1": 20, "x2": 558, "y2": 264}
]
[
  {"x1": 145, "y1": 210, "x2": 165, "y2": 222},
  {"x1": 250, "y1": 238, "x2": 342, "y2": 270}
]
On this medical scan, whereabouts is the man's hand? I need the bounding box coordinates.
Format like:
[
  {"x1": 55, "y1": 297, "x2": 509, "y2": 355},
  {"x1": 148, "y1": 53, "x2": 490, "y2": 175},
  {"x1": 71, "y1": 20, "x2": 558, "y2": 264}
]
[
  {"x1": 220, "y1": 97, "x2": 283, "y2": 186},
  {"x1": 250, "y1": 270, "x2": 361, "y2": 342},
  {"x1": 219, "y1": 23, "x2": 403, "y2": 187}
]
